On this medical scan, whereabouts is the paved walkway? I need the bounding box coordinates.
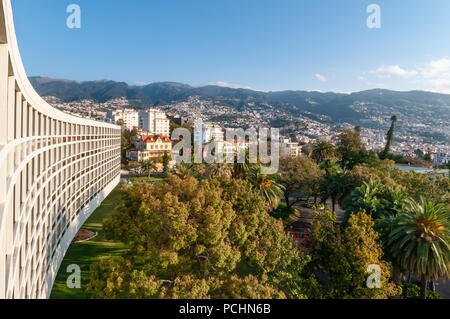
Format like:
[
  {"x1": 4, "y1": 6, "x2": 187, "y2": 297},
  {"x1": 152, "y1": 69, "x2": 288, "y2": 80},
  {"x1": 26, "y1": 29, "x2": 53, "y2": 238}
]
[
  {"x1": 289, "y1": 199, "x2": 345, "y2": 231},
  {"x1": 120, "y1": 170, "x2": 130, "y2": 183}
]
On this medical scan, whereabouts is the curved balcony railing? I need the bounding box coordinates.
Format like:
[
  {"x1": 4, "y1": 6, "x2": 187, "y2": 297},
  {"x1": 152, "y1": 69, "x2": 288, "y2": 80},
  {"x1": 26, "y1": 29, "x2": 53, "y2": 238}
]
[{"x1": 0, "y1": 0, "x2": 121, "y2": 299}]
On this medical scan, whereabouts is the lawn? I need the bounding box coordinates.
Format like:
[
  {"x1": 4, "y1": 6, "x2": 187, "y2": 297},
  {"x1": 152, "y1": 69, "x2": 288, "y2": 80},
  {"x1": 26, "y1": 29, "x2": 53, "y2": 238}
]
[{"x1": 50, "y1": 185, "x2": 128, "y2": 299}]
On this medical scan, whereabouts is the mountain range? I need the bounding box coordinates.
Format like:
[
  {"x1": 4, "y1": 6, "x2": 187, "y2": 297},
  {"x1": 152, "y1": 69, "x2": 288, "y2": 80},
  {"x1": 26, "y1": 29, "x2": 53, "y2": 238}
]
[{"x1": 29, "y1": 76, "x2": 450, "y2": 143}]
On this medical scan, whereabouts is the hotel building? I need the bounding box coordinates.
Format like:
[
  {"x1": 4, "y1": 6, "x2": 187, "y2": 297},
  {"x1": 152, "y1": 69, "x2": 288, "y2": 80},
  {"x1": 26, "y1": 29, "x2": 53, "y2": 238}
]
[{"x1": 0, "y1": 0, "x2": 121, "y2": 299}]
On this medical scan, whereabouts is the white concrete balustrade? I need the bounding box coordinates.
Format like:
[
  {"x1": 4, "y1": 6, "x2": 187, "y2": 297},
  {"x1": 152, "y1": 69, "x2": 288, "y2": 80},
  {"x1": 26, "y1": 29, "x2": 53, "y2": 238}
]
[{"x1": 0, "y1": 0, "x2": 121, "y2": 299}]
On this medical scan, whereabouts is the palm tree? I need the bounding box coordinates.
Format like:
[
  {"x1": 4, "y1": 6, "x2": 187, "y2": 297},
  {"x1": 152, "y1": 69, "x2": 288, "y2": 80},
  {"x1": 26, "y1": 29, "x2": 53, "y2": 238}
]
[
  {"x1": 205, "y1": 163, "x2": 232, "y2": 178},
  {"x1": 343, "y1": 181, "x2": 384, "y2": 221},
  {"x1": 232, "y1": 149, "x2": 256, "y2": 179},
  {"x1": 248, "y1": 168, "x2": 284, "y2": 209},
  {"x1": 302, "y1": 144, "x2": 313, "y2": 158},
  {"x1": 174, "y1": 162, "x2": 194, "y2": 181},
  {"x1": 312, "y1": 142, "x2": 335, "y2": 164},
  {"x1": 385, "y1": 198, "x2": 450, "y2": 299},
  {"x1": 319, "y1": 159, "x2": 343, "y2": 211},
  {"x1": 362, "y1": 187, "x2": 409, "y2": 286},
  {"x1": 141, "y1": 160, "x2": 157, "y2": 178},
  {"x1": 326, "y1": 171, "x2": 348, "y2": 213},
  {"x1": 320, "y1": 159, "x2": 340, "y2": 177}
]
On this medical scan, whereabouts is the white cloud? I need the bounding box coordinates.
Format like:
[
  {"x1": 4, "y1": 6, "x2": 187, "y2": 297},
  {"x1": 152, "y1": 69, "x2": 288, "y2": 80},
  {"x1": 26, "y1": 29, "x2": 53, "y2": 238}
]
[
  {"x1": 315, "y1": 74, "x2": 327, "y2": 82},
  {"x1": 130, "y1": 81, "x2": 151, "y2": 86},
  {"x1": 365, "y1": 58, "x2": 450, "y2": 93},
  {"x1": 206, "y1": 81, "x2": 254, "y2": 90},
  {"x1": 370, "y1": 65, "x2": 418, "y2": 78},
  {"x1": 419, "y1": 58, "x2": 450, "y2": 93},
  {"x1": 427, "y1": 78, "x2": 450, "y2": 94},
  {"x1": 420, "y1": 58, "x2": 450, "y2": 78}
]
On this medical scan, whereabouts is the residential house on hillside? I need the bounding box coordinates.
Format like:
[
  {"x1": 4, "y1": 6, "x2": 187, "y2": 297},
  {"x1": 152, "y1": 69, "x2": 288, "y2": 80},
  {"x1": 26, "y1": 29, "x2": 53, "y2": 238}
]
[{"x1": 126, "y1": 134, "x2": 172, "y2": 162}]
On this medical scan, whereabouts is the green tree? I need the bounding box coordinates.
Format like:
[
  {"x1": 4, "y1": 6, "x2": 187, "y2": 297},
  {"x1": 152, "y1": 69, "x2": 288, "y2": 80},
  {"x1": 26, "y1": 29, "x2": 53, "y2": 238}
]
[
  {"x1": 342, "y1": 180, "x2": 410, "y2": 224},
  {"x1": 174, "y1": 162, "x2": 199, "y2": 180},
  {"x1": 204, "y1": 163, "x2": 232, "y2": 179},
  {"x1": 346, "y1": 149, "x2": 380, "y2": 170},
  {"x1": 423, "y1": 153, "x2": 432, "y2": 162},
  {"x1": 440, "y1": 163, "x2": 450, "y2": 170},
  {"x1": 336, "y1": 127, "x2": 365, "y2": 170},
  {"x1": 302, "y1": 145, "x2": 313, "y2": 158},
  {"x1": 309, "y1": 210, "x2": 400, "y2": 299},
  {"x1": 278, "y1": 156, "x2": 324, "y2": 209},
  {"x1": 87, "y1": 175, "x2": 315, "y2": 299},
  {"x1": 121, "y1": 128, "x2": 138, "y2": 148},
  {"x1": 162, "y1": 152, "x2": 171, "y2": 176},
  {"x1": 380, "y1": 116, "x2": 397, "y2": 160},
  {"x1": 312, "y1": 142, "x2": 336, "y2": 164},
  {"x1": 342, "y1": 181, "x2": 385, "y2": 221},
  {"x1": 248, "y1": 168, "x2": 284, "y2": 209},
  {"x1": 120, "y1": 128, "x2": 138, "y2": 164},
  {"x1": 385, "y1": 198, "x2": 450, "y2": 299},
  {"x1": 231, "y1": 149, "x2": 256, "y2": 179},
  {"x1": 390, "y1": 169, "x2": 450, "y2": 204},
  {"x1": 116, "y1": 119, "x2": 124, "y2": 127},
  {"x1": 324, "y1": 171, "x2": 349, "y2": 213},
  {"x1": 319, "y1": 159, "x2": 339, "y2": 177},
  {"x1": 141, "y1": 160, "x2": 157, "y2": 178}
]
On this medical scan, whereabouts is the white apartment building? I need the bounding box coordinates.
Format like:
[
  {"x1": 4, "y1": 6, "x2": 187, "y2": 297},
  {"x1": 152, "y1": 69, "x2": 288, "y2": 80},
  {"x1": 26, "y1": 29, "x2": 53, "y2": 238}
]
[
  {"x1": 138, "y1": 109, "x2": 170, "y2": 136},
  {"x1": 281, "y1": 139, "x2": 302, "y2": 158},
  {"x1": 107, "y1": 109, "x2": 139, "y2": 131},
  {"x1": 434, "y1": 152, "x2": 450, "y2": 166},
  {"x1": 204, "y1": 125, "x2": 225, "y2": 143},
  {"x1": 195, "y1": 124, "x2": 225, "y2": 147},
  {"x1": 0, "y1": 0, "x2": 121, "y2": 299},
  {"x1": 202, "y1": 140, "x2": 250, "y2": 160}
]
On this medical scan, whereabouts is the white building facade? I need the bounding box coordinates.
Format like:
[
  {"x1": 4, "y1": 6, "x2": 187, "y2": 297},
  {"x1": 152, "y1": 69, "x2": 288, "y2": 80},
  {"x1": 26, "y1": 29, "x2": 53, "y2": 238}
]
[
  {"x1": 194, "y1": 123, "x2": 225, "y2": 147},
  {"x1": 138, "y1": 109, "x2": 170, "y2": 136},
  {"x1": 281, "y1": 139, "x2": 302, "y2": 158},
  {"x1": 0, "y1": 0, "x2": 121, "y2": 299},
  {"x1": 434, "y1": 152, "x2": 450, "y2": 166},
  {"x1": 107, "y1": 108, "x2": 139, "y2": 131}
]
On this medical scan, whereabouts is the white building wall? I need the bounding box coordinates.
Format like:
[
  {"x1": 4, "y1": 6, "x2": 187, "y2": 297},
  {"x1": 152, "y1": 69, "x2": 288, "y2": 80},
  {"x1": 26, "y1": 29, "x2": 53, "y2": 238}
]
[
  {"x1": 108, "y1": 109, "x2": 138, "y2": 130},
  {"x1": 139, "y1": 109, "x2": 170, "y2": 136},
  {"x1": 0, "y1": 0, "x2": 121, "y2": 299}
]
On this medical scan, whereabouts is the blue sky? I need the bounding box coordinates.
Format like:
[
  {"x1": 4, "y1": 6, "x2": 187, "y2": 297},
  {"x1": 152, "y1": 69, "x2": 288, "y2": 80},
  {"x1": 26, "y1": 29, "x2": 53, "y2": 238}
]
[{"x1": 11, "y1": 0, "x2": 450, "y2": 93}]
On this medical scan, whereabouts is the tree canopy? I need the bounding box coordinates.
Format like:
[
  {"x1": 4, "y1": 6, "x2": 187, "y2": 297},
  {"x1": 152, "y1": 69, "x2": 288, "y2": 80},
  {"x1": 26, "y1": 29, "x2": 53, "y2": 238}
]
[
  {"x1": 87, "y1": 175, "x2": 315, "y2": 299},
  {"x1": 309, "y1": 210, "x2": 400, "y2": 299}
]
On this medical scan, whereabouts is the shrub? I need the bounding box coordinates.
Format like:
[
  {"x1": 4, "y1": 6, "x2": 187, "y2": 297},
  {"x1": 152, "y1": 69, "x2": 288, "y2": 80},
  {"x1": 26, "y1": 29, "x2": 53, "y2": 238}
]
[
  {"x1": 271, "y1": 202, "x2": 297, "y2": 221},
  {"x1": 402, "y1": 283, "x2": 442, "y2": 299}
]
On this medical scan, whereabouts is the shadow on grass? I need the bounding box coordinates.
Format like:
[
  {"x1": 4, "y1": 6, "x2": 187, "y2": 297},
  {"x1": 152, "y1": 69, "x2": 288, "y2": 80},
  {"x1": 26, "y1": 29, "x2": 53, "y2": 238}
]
[{"x1": 50, "y1": 186, "x2": 128, "y2": 299}]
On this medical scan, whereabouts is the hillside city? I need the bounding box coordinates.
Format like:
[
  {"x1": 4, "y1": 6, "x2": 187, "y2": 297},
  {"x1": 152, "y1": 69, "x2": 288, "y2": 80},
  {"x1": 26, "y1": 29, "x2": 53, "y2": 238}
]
[
  {"x1": 3, "y1": 0, "x2": 450, "y2": 305},
  {"x1": 44, "y1": 91, "x2": 450, "y2": 301},
  {"x1": 42, "y1": 95, "x2": 450, "y2": 167}
]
